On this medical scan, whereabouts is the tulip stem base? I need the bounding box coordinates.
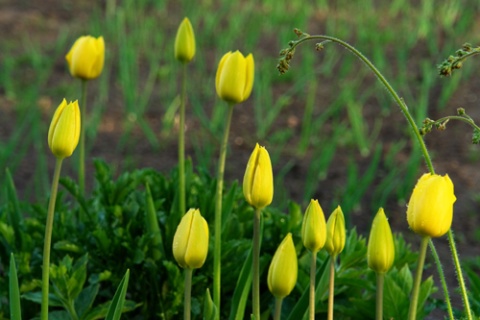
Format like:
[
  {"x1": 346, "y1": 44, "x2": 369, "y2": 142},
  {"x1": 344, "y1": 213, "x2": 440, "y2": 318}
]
[
  {"x1": 375, "y1": 272, "x2": 384, "y2": 320},
  {"x1": 252, "y1": 208, "x2": 261, "y2": 319},
  {"x1": 428, "y1": 240, "x2": 454, "y2": 320},
  {"x1": 178, "y1": 64, "x2": 187, "y2": 217},
  {"x1": 408, "y1": 236, "x2": 429, "y2": 320},
  {"x1": 328, "y1": 255, "x2": 336, "y2": 320},
  {"x1": 447, "y1": 229, "x2": 473, "y2": 320},
  {"x1": 309, "y1": 251, "x2": 317, "y2": 320},
  {"x1": 41, "y1": 158, "x2": 64, "y2": 320},
  {"x1": 213, "y1": 103, "x2": 235, "y2": 319},
  {"x1": 184, "y1": 268, "x2": 193, "y2": 320},
  {"x1": 274, "y1": 297, "x2": 283, "y2": 320}
]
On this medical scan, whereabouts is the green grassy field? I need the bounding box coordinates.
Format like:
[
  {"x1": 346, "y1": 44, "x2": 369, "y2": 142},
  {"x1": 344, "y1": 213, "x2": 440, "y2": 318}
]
[{"x1": 1, "y1": 0, "x2": 480, "y2": 318}]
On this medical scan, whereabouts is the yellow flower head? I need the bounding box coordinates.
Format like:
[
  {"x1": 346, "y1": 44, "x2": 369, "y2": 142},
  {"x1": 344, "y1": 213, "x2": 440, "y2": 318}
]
[
  {"x1": 324, "y1": 206, "x2": 346, "y2": 256},
  {"x1": 172, "y1": 208, "x2": 209, "y2": 269},
  {"x1": 174, "y1": 17, "x2": 195, "y2": 63},
  {"x1": 243, "y1": 143, "x2": 273, "y2": 209},
  {"x1": 301, "y1": 199, "x2": 327, "y2": 253},
  {"x1": 407, "y1": 173, "x2": 456, "y2": 238},
  {"x1": 367, "y1": 208, "x2": 395, "y2": 273},
  {"x1": 267, "y1": 233, "x2": 298, "y2": 299},
  {"x1": 215, "y1": 50, "x2": 254, "y2": 104},
  {"x1": 65, "y1": 35, "x2": 105, "y2": 80},
  {"x1": 48, "y1": 99, "x2": 81, "y2": 159}
]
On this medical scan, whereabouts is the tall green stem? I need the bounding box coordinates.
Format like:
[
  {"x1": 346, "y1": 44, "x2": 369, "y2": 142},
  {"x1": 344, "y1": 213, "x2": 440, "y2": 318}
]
[
  {"x1": 41, "y1": 157, "x2": 64, "y2": 320},
  {"x1": 178, "y1": 64, "x2": 187, "y2": 216},
  {"x1": 252, "y1": 208, "x2": 261, "y2": 319},
  {"x1": 78, "y1": 80, "x2": 87, "y2": 195},
  {"x1": 447, "y1": 230, "x2": 473, "y2": 320},
  {"x1": 273, "y1": 297, "x2": 283, "y2": 320},
  {"x1": 213, "y1": 103, "x2": 235, "y2": 319},
  {"x1": 288, "y1": 35, "x2": 435, "y2": 174},
  {"x1": 375, "y1": 272, "x2": 385, "y2": 320},
  {"x1": 184, "y1": 268, "x2": 193, "y2": 320},
  {"x1": 327, "y1": 255, "x2": 336, "y2": 320},
  {"x1": 408, "y1": 236, "x2": 429, "y2": 320},
  {"x1": 309, "y1": 251, "x2": 317, "y2": 320},
  {"x1": 428, "y1": 240, "x2": 454, "y2": 320}
]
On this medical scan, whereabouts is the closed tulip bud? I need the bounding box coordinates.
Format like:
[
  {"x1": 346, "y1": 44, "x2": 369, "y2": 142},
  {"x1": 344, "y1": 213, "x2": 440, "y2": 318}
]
[
  {"x1": 65, "y1": 35, "x2": 105, "y2": 80},
  {"x1": 243, "y1": 143, "x2": 273, "y2": 209},
  {"x1": 407, "y1": 173, "x2": 456, "y2": 238},
  {"x1": 215, "y1": 50, "x2": 254, "y2": 104},
  {"x1": 174, "y1": 17, "x2": 195, "y2": 63},
  {"x1": 48, "y1": 99, "x2": 81, "y2": 159},
  {"x1": 367, "y1": 208, "x2": 395, "y2": 273},
  {"x1": 301, "y1": 199, "x2": 327, "y2": 253},
  {"x1": 172, "y1": 209, "x2": 209, "y2": 269},
  {"x1": 324, "y1": 206, "x2": 346, "y2": 256},
  {"x1": 267, "y1": 233, "x2": 298, "y2": 299}
]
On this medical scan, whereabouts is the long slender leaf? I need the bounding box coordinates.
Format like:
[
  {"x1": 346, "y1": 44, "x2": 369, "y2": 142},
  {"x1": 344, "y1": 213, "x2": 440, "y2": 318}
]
[
  {"x1": 9, "y1": 253, "x2": 22, "y2": 320},
  {"x1": 5, "y1": 168, "x2": 22, "y2": 249},
  {"x1": 106, "y1": 269, "x2": 130, "y2": 320}
]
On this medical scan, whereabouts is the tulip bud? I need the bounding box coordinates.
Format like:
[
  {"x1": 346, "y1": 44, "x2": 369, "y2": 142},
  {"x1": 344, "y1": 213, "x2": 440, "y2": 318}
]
[
  {"x1": 65, "y1": 35, "x2": 105, "y2": 80},
  {"x1": 324, "y1": 206, "x2": 346, "y2": 256},
  {"x1": 172, "y1": 209, "x2": 209, "y2": 269},
  {"x1": 301, "y1": 199, "x2": 327, "y2": 253},
  {"x1": 267, "y1": 233, "x2": 298, "y2": 299},
  {"x1": 243, "y1": 143, "x2": 274, "y2": 209},
  {"x1": 407, "y1": 173, "x2": 456, "y2": 238},
  {"x1": 48, "y1": 99, "x2": 81, "y2": 159},
  {"x1": 215, "y1": 50, "x2": 254, "y2": 104},
  {"x1": 367, "y1": 208, "x2": 395, "y2": 273},
  {"x1": 174, "y1": 17, "x2": 195, "y2": 63}
]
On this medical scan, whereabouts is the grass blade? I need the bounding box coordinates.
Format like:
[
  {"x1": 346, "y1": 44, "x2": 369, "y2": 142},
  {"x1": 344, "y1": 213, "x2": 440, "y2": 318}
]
[
  {"x1": 9, "y1": 253, "x2": 22, "y2": 320},
  {"x1": 106, "y1": 269, "x2": 130, "y2": 320}
]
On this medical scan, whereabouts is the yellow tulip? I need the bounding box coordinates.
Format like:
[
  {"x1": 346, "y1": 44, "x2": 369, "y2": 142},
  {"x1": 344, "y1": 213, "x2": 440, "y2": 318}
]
[
  {"x1": 243, "y1": 143, "x2": 273, "y2": 209},
  {"x1": 407, "y1": 173, "x2": 456, "y2": 238},
  {"x1": 172, "y1": 209, "x2": 209, "y2": 269},
  {"x1": 267, "y1": 233, "x2": 298, "y2": 299},
  {"x1": 65, "y1": 35, "x2": 105, "y2": 80},
  {"x1": 174, "y1": 17, "x2": 195, "y2": 63},
  {"x1": 215, "y1": 50, "x2": 254, "y2": 104},
  {"x1": 324, "y1": 206, "x2": 346, "y2": 256},
  {"x1": 367, "y1": 208, "x2": 395, "y2": 273},
  {"x1": 301, "y1": 199, "x2": 327, "y2": 253},
  {"x1": 48, "y1": 99, "x2": 81, "y2": 159}
]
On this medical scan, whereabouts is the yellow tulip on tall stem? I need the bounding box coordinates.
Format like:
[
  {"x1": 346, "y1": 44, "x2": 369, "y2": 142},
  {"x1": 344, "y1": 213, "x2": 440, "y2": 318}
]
[
  {"x1": 174, "y1": 17, "x2": 196, "y2": 217},
  {"x1": 42, "y1": 99, "x2": 81, "y2": 320},
  {"x1": 243, "y1": 143, "x2": 274, "y2": 319},
  {"x1": 213, "y1": 50, "x2": 254, "y2": 318},
  {"x1": 65, "y1": 35, "x2": 105, "y2": 195}
]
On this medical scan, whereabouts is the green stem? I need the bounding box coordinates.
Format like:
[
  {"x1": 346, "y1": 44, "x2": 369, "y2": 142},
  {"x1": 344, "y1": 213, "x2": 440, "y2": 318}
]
[
  {"x1": 327, "y1": 255, "x2": 336, "y2": 320},
  {"x1": 179, "y1": 64, "x2": 187, "y2": 216},
  {"x1": 274, "y1": 297, "x2": 283, "y2": 320},
  {"x1": 78, "y1": 80, "x2": 87, "y2": 195},
  {"x1": 41, "y1": 157, "x2": 64, "y2": 320},
  {"x1": 290, "y1": 35, "x2": 435, "y2": 174},
  {"x1": 447, "y1": 230, "x2": 473, "y2": 320},
  {"x1": 375, "y1": 272, "x2": 385, "y2": 320},
  {"x1": 428, "y1": 240, "x2": 454, "y2": 320},
  {"x1": 184, "y1": 268, "x2": 193, "y2": 320},
  {"x1": 309, "y1": 250, "x2": 317, "y2": 320},
  {"x1": 213, "y1": 103, "x2": 235, "y2": 319},
  {"x1": 252, "y1": 208, "x2": 261, "y2": 319},
  {"x1": 66, "y1": 300, "x2": 79, "y2": 320},
  {"x1": 408, "y1": 236, "x2": 429, "y2": 320},
  {"x1": 431, "y1": 115, "x2": 480, "y2": 132}
]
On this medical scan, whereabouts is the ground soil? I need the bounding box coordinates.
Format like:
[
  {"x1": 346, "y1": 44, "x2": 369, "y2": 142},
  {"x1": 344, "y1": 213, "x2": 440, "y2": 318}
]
[{"x1": 1, "y1": 1, "x2": 480, "y2": 318}]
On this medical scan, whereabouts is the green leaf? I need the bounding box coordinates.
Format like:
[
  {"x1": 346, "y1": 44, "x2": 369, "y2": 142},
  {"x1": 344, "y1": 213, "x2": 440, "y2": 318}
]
[
  {"x1": 145, "y1": 183, "x2": 165, "y2": 261},
  {"x1": 9, "y1": 253, "x2": 22, "y2": 320},
  {"x1": 228, "y1": 246, "x2": 254, "y2": 320},
  {"x1": 22, "y1": 291, "x2": 64, "y2": 307},
  {"x1": 203, "y1": 288, "x2": 216, "y2": 320},
  {"x1": 75, "y1": 284, "x2": 100, "y2": 318},
  {"x1": 106, "y1": 269, "x2": 130, "y2": 320}
]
